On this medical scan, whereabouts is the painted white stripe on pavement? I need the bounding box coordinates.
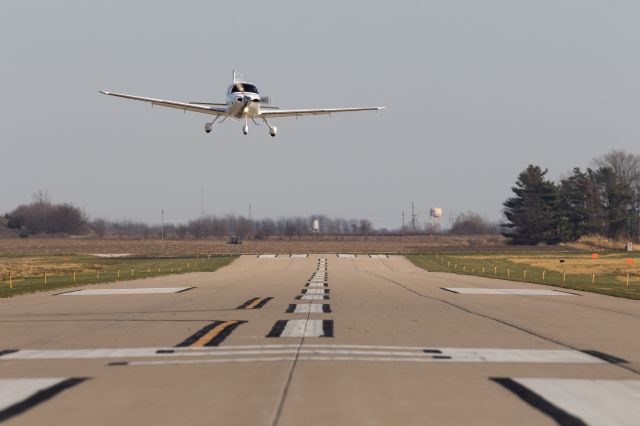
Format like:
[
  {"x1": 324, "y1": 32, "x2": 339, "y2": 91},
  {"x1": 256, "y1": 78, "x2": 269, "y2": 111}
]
[
  {"x1": 0, "y1": 347, "x2": 604, "y2": 363},
  {"x1": 297, "y1": 295, "x2": 328, "y2": 300},
  {"x1": 291, "y1": 304, "x2": 326, "y2": 313},
  {"x1": 514, "y1": 378, "x2": 640, "y2": 426},
  {"x1": 290, "y1": 254, "x2": 308, "y2": 258},
  {"x1": 370, "y1": 254, "x2": 388, "y2": 259},
  {"x1": 302, "y1": 289, "x2": 329, "y2": 295},
  {"x1": 337, "y1": 254, "x2": 356, "y2": 258},
  {"x1": 444, "y1": 288, "x2": 575, "y2": 296},
  {"x1": 258, "y1": 254, "x2": 277, "y2": 258},
  {"x1": 59, "y1": 288, "x2": 190, "y2": 296},
  {"x1": 124, "y1": 353, "x2": 606, "y2": 367},
  {"x1": 307, "y1": 283, "x2": 326, "y2": 287},
  {"x1": 0, "y1": 378, "x2": 68, "y2": 411},
  {"x1": 281, "y1": 320, "x2": 325, "y2": 337}
]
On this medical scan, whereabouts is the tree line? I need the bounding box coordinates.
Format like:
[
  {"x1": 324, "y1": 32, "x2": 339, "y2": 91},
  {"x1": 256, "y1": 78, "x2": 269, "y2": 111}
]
[{"x1": 503, "y1": 149, "x2": 640, "y2": 244}]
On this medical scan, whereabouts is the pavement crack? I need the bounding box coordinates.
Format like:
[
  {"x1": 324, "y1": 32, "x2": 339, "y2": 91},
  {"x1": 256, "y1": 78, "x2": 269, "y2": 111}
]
[{"x1": 365, "y1": 270, "x2": 640, "y2": 377}]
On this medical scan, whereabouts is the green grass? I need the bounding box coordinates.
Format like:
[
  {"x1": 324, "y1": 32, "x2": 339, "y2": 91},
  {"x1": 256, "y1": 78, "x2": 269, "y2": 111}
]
[
  {"x1": 406, "y1": 252, "x2": 640, "y2": 300},
  {"x1": 0, "y1": 255, "x2": 237, "y2": 298}
]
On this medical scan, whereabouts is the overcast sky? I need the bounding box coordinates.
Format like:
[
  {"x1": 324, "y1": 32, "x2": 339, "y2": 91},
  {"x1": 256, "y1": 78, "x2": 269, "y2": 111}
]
[{"x1": 1, "y1": 1, "x2": 639, "y2": 229}]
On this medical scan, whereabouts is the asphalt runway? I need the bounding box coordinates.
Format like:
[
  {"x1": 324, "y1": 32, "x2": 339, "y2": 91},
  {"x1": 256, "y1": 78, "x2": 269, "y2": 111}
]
[{"x1": 0, "y1": 255, "x2": 638, "y2": 425}]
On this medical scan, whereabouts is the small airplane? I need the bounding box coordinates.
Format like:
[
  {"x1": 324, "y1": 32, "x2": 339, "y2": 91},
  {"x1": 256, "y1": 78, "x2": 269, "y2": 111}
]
[{"x1": 100, "y1": 71, "x2": 385, "y2": 137}]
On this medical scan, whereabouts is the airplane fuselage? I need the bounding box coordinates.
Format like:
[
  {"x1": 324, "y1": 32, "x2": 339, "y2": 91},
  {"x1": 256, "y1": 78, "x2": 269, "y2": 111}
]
[{"x1": 225, "y1": 82, "x2": 262, "y2": 119}]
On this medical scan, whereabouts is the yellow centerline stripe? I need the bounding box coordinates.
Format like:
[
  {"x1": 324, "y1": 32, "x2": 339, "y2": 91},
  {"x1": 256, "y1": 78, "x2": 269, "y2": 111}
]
[
  {"x1": 245, "y1": 297, "x2": 265, "y2": 310},
  {"x1": 191, "y1": 321, "x2": 238, "y2": 347}
]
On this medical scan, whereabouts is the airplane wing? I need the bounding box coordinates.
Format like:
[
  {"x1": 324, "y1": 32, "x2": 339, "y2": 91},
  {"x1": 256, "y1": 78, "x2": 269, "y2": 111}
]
[
  {"x1": 99, "y1": 91, "x2": 228, "y2": 116},
  {"x1": 259, "y1": 106, "x2": 385, "y2": 118}
]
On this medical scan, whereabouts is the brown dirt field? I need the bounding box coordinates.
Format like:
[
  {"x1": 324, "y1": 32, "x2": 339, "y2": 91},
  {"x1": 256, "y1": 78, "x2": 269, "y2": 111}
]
[{"x1": 0, "y1": 235, "x2": 578, "y2": 256}]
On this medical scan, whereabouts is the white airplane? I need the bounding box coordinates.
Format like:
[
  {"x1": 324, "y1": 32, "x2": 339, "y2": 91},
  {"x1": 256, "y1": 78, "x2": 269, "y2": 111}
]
[{"x1": 100, "y1": 71, "x2": 385, "y2": 137}]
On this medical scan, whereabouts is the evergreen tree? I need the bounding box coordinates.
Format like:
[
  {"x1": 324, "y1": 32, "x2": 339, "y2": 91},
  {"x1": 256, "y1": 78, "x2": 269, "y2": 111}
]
[
  {"x1": 503, "y1": 165, "x2": 560, "y2": 244},
  {"x1": 558, "y1": 168, "x2": 590, "y2": 241},
  {"x1": 594, "y1": 167, "x2": 633, "y2": 239}
]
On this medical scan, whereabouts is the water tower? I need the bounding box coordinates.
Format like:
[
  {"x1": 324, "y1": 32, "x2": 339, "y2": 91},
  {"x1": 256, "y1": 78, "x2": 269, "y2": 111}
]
[{"x1": 430, "y1": 208, "x2": 442, "y2": 232}]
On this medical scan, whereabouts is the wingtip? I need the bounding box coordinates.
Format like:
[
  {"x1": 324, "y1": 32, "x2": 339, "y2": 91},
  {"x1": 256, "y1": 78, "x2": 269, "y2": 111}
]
[{"x1": 98, "y1": 90, "x2": 109, "y2": 95}]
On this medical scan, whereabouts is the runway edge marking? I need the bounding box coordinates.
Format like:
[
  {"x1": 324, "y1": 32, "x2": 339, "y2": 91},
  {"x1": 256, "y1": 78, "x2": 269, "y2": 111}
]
[{"x1": 0, "y1": 378, "x2": 88, "y2": 423}]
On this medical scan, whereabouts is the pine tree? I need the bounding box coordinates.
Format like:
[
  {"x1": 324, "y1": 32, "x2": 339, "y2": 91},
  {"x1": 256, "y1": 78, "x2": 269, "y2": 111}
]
[{"x1": 503, "y1": 165, "x2": 560, "y2": 244}]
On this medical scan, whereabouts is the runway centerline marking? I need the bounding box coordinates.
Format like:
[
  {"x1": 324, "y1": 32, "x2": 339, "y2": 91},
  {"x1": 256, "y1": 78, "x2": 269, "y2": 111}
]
[
  {"x1": 57, "y1": 287, "x2": 194, "y2": 296},
  {"x1": 267, "y1": 320, "x2": 334, "y2": 338},
  {"x1": 295, "y1": 295, "x2": 329, "y2": 300},
  {"x1": 0, "y1": 378, "x2": 87, "y2": 423},
  {"x1": 286, "y1": 304, "x2": 331, "y2": 313},
  {"x1": 442, "y1": 288, "x2": 577, "y2": 296},
  {"x1": 493, "y1": 378, "x2": 640, "y2": 426},
  {"x1": 301, "y1": 288, "x2": 330, "y2": 295}
]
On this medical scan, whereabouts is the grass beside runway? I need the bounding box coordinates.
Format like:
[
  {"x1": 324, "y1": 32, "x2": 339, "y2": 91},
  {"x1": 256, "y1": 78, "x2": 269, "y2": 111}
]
[
  {"x1": 0, "y1": 255, "x2": 237, "y2": 298},
  {"x1": 406, "y1": 252, "x2": 640, "y2": 299}
]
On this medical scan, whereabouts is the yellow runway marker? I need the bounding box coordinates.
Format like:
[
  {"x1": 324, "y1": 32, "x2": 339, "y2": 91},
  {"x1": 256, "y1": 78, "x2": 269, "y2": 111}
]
[
  {"x1": 191, "y1": 321, "x2": 238, "y2": 348},
  {"x1": 236, "y1": 297, "x2": 274, "y2": 310},
  {"x1": 176, "y1": 320, "x2": 246, "y2": 348}
]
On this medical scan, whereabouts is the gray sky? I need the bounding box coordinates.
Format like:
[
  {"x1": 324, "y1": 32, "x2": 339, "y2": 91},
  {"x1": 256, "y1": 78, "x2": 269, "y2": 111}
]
[{"x1": 1, "y1": 0, "x2": 639, "y2": 229}]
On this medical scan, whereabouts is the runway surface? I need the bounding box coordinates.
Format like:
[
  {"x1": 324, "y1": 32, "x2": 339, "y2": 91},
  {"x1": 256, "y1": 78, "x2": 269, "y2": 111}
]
[{"x1": 0, "y1": 254, "x2": 638, "y2": 425}]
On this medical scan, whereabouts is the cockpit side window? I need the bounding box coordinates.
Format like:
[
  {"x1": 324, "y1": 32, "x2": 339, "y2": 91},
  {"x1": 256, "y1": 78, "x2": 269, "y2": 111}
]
[{"x1": 230, "y1": 83, "x2": 259, "y2": 94}]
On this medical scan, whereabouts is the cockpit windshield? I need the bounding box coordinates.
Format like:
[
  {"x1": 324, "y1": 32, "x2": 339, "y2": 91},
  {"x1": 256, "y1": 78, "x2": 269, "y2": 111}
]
[{"x1": 230, "y1": 83, "x2": 259, "y2": 94}]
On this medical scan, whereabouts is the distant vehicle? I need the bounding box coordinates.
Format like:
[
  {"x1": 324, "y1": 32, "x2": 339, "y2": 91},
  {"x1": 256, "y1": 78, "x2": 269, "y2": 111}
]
[
  {"x1": 228, "y1": 235, "x2": 241, "y2": 244},
  {"x1": 100, "y1": 71, "x2": 385, "y2": 137}
]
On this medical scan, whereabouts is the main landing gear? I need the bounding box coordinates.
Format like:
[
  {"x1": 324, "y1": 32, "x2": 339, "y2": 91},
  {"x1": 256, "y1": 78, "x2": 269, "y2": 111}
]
[
  {"x1": 204, "y1": 116, "x2": 220, "y2": 134},
  {"x1": 262, "y1": 118, "x2": 277, "y2": 137}
]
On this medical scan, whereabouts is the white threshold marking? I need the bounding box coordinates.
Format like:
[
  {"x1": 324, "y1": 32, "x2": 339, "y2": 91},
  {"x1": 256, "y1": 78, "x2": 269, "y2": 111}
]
[
  {"x1": 290, "y1": 254, "x2": 308, "y2": 258},
  {"x1": 443, "y1": 288, "x2": 575, "y2": 296},
  {"x1": 370, "y1": 254, "x2": 388, "y2": 259},
  {"x1": 306, "y1": 283, "x2": 326, "y2": 287},
  {"x1": 59, "y1": 288, "x2": 191, "y2": 296},
  {"x1": 258, "y1": 254, "x2": 277, "y2": 258},
  {"x1": 2, "y1": 347, "x2": 603, "y2": 364},
  {"x1": 0, "y1": 378, "x2": 71, "y2": 412},
  {"x1": 337, "y1": 254, "x2": 356, "y2": 258},
  {"x1": 513, "y1": 378, "x2": 640, "y2": 426}
]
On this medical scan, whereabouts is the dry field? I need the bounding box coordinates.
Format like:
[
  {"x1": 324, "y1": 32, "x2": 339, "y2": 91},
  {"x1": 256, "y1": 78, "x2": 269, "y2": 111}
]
[{"x1": 0, "y1": 234, "x2": 570, "y2": 256}]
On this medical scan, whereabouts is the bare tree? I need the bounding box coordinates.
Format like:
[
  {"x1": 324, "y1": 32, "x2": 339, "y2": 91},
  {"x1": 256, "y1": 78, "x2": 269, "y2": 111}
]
[
  {"x1": 593, "y1": 149, "x2": 640, "y2": 189},
  {"x1": 450, "y1": 211, "x2": 497, "y2": 235}
]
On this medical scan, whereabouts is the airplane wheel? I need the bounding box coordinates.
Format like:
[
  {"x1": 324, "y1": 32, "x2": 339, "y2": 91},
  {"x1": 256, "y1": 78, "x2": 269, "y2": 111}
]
[{"x1": 243, "y1": 125, "x2": 249, "y2": 135}]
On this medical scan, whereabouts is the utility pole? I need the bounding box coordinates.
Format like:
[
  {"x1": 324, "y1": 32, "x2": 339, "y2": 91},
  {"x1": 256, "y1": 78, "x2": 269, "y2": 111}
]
[
  {"x1": 402, "y1": 211, "x2": 405, "y2": 240},
  {"x1": 161, "y1": 209, "x2": 164, "y2": 240},
  {"x1": 248, "y1": 203, "x2": 253, "y2": 240},
  {"x1": 411, "y1": 201, "x2": 418, "y2": 231},
  {"x1": 200, "y1": 187, "x2": 204, "y2": 218}
]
